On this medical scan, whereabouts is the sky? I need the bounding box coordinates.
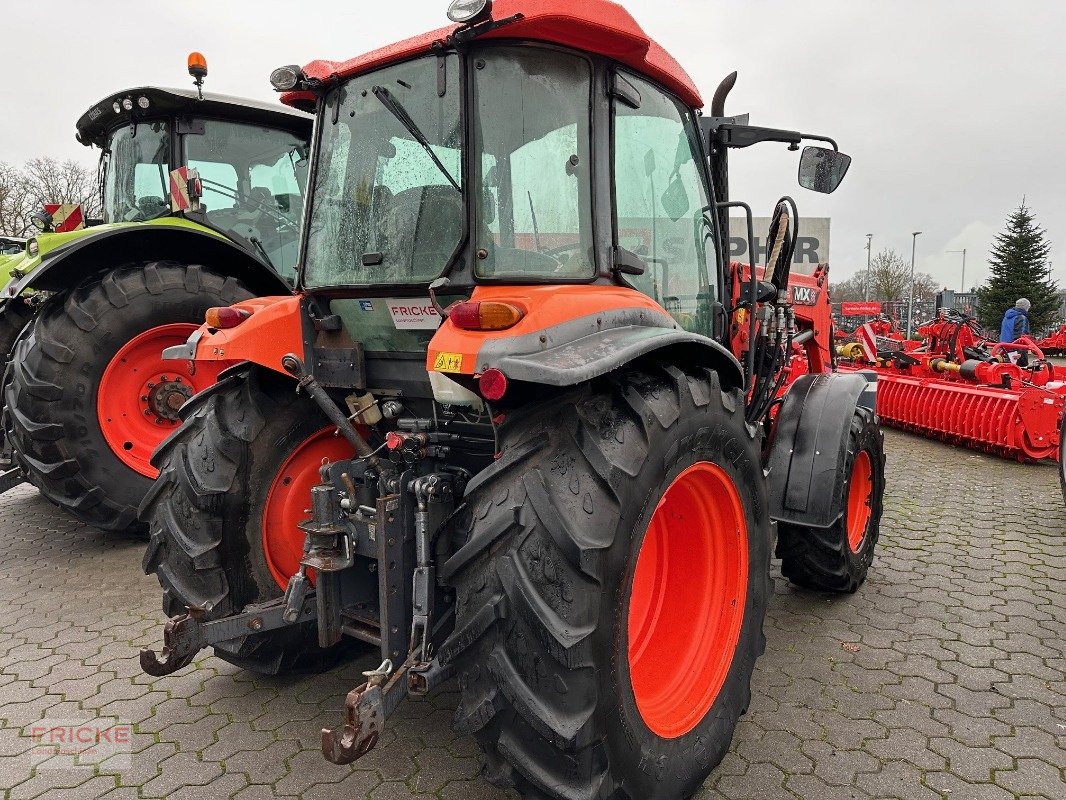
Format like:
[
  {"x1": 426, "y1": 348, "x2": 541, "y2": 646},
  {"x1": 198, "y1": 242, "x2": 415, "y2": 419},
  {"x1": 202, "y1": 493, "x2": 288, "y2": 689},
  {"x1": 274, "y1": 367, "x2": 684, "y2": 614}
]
[{"x1": 3, "y1": 0, "x2": 1064, "y2": 291}]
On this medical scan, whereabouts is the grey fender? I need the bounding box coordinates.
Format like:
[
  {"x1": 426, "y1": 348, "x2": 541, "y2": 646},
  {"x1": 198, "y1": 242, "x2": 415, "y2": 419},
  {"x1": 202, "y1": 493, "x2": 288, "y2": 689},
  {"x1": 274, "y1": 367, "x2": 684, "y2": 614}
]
[
  {"x1": 7, "y1": 224, "x2": 292, "y2": 298},
  {"x1": 767, "y1": 371, "x2": 872, "y2": 530},
  {"x1": 477, "y1": 307, "x2": 744, "y2": 392}
]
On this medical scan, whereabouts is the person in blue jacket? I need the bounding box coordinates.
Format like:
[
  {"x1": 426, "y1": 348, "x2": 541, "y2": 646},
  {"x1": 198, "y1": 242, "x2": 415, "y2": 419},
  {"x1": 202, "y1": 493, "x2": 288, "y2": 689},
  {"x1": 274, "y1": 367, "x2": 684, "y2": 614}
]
[
  {"x1": 1000, "y1": 298, "x2": 1031, "y2": 364},
  {"x1": 1000, "y1": 298, "x2": 1031, "y2": 342}
]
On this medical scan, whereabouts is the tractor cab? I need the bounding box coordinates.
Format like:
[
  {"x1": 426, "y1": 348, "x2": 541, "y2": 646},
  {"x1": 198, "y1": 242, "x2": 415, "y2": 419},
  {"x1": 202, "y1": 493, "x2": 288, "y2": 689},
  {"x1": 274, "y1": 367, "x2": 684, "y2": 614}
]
[
  {"x1": 293, "y1": 34, "x2": 717, "y2": 361},
  {"x1": 75, "y1": 83, "x2": 311, "y2": 276},
  {"x1": 249, "y1": 0, "x2": 850, "y2": 410}
]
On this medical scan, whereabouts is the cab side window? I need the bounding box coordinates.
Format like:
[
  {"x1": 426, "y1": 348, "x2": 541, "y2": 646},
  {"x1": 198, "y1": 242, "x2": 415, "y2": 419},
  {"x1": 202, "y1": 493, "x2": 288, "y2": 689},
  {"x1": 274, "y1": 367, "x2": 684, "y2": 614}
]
[{"x1": 613, "y1": 72, "x2": 717, "y2": 335}]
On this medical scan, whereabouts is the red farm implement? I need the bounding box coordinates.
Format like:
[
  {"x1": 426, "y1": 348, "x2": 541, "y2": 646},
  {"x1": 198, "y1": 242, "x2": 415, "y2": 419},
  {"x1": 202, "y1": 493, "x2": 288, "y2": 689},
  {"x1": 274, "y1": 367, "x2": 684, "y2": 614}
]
[
  {"x1": 838, "y1": 310, "x2": 1066, "y2": 463},
  {"x1": 1038, "y1": 323, "x2": 1066, "y2": 356}
]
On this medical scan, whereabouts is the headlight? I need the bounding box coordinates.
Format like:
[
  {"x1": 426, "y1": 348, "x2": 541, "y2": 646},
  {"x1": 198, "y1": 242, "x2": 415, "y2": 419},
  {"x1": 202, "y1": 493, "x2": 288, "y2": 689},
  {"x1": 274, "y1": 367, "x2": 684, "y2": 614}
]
[
  {"x1": 30, "y1": 210, "x2": 52, "y2": 232},
  {"x1": 27, "y1": 239, "x2": 39, "y2": 257},
  {"x1": 112, "y1": 101, "x2": 121, "y2": 114},
  {"x1": 137, "y1": 96, "x2": 150, "y2": 109},
  {"x1": 121, "y1": 97, "x2": 134, "y2": 111},
  {"x1": 447, "y1": 0, "x2": 492, "y2": 23},
  {"x1": 269, "y1": 65, "x2": 303, "y2": 92}
]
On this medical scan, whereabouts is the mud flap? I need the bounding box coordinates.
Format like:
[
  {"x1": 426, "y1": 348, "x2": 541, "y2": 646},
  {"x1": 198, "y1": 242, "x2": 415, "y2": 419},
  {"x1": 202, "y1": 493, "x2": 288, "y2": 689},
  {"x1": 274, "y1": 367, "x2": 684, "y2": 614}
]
[{"x1": 767, "y1": 372, "x2": 870, "y2": 530}]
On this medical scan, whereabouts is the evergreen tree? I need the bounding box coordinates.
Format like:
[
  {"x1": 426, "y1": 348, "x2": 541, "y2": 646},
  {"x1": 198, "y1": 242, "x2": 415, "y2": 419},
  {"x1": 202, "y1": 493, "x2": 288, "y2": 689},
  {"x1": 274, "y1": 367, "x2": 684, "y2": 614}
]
[{"x1": 977, "y1": 201, "x2": 1059, "y2": 332}]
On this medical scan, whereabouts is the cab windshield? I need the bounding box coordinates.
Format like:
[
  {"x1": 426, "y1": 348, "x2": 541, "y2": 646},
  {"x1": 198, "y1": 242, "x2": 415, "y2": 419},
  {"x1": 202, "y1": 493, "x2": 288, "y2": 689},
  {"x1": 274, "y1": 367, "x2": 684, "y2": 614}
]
[
  {"x1": 303, "y1": 46, "x2": 596, "y2": 288},
  {"x1": 101, "y1": 121, "x2": 170, "y2": 224},
  {"x1": 472, "y1": 46, "x2": 594, "y2": 280},
  {"x1": 303, "y1": 54, "x2": 463, "y2": 288},
  {"x1": 184, "y1": 120, "x2": 309, "y2": 276}
]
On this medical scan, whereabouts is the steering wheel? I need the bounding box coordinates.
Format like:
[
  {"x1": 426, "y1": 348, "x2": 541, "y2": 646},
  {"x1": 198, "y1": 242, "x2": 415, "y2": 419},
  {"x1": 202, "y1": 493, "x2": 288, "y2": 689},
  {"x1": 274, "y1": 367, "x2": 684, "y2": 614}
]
[
  {"x1": 125, "y1": 196, "x2": 168, "y2": 222},
  {"x1": 490, "y1": 247, "x2": 561, "y2": 274},
  {"x1": 197, "y1": 178, "x2": 299, "y2": 231}
]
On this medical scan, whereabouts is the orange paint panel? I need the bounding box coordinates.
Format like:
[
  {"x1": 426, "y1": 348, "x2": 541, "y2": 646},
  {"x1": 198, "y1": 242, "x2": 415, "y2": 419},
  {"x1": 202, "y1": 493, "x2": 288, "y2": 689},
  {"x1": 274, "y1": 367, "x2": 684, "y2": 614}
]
[
  {"x1": 187, "y1": 295, "x2": 304, "y2": 375},
  {"x1": 427, "y1": 284, "x2": 667, "y2": 375}
]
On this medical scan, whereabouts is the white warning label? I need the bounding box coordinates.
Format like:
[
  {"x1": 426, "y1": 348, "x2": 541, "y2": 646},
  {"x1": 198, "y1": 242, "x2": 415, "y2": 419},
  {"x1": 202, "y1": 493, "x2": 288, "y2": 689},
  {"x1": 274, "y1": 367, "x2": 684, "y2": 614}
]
[{"x1": 386, "y1": 300, "x2": 442, "y2": 330}]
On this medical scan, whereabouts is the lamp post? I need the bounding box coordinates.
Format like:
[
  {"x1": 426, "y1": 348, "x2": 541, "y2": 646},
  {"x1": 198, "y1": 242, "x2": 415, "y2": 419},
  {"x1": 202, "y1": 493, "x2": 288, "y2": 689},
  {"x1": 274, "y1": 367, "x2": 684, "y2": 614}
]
[
  {"x1": 947, "y1": 249, "x2": 967, "y2": 293},
  {"x1": 864, "y1": 233, "x2": 873, "y2": 302},
  {"x1": 906, "y1": 231, "x2": 922, "y2": 339}
]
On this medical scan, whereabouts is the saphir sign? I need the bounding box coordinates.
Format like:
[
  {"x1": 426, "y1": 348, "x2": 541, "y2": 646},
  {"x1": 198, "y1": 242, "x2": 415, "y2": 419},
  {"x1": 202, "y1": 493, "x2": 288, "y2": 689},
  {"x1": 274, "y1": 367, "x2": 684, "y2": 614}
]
[{"x1": 729, "y1": 217, "x2": 831, "y2": 272}]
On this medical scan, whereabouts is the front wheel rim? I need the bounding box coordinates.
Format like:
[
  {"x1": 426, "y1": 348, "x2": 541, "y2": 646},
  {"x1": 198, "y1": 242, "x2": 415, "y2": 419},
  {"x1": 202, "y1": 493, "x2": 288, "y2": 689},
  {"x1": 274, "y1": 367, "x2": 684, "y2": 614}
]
[
  {"x1": 97, "y1": 323, "x2": 224, "y2": 478},
  {"x1": 627, "y1": 461, "x2": 749, "y2": 739},
  {"x1": 846, "y1": 450, "x2": 874, "y2": 553}
]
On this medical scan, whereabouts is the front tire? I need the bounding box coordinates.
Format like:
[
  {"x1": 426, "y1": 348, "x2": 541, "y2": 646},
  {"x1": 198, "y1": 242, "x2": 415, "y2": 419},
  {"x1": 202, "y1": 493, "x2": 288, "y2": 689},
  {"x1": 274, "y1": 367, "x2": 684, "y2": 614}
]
[
  {"x1": 441, "y1": 363, "x2": 769, "y2": 800},
  {"x1": 4, "y1": 262, "x2": 250, "y2": 532},
  {"x1": 141, "y1": 367, "x2": 351, "y2": 674},
  {"x1": 776, "y1": 407, "x2": 885, "y2": 592}
]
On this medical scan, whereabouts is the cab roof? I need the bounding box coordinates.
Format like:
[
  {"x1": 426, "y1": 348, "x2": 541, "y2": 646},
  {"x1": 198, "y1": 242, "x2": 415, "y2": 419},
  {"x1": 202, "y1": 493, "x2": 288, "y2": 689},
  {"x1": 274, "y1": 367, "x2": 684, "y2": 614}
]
[
  {"x1": 284, "y1": 0, "x2": 701, "y2": 110},
  {"x1": 76, "y1": 86, "x2": 312, "y2": 148}
]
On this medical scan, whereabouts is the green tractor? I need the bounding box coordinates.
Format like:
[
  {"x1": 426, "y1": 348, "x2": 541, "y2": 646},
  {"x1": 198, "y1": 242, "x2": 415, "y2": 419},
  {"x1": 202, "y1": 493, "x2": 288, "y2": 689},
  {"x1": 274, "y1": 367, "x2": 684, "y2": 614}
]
[{"x1": 0, "y1": 57, "x2": 312, "y2": 528}]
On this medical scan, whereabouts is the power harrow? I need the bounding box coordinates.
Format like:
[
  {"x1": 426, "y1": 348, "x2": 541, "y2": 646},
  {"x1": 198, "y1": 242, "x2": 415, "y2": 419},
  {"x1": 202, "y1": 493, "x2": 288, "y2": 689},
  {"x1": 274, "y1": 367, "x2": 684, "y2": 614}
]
[
  {"x1": 1037, "y1": 323, "x2": 1066, "y2": 356},
  {"x1": 838, "y1": 310, "x2": 1066, "y2": 463}
]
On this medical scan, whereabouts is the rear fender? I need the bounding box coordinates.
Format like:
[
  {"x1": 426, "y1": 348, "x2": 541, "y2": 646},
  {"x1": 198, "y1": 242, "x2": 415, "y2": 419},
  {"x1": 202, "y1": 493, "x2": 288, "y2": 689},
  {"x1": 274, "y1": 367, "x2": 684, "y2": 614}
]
[
  {"x1": 162, "y1": 295, "x2": 305, "y2": 377},
  {"x1": 767, "y1": 372, "x2": 870, "y2": 529},
  {"x1": 5, "y1": 223, "x2": 292, "y2": 299},
  {"x1": 427, "y1": 285, "x2": 743, "y2": 392}
]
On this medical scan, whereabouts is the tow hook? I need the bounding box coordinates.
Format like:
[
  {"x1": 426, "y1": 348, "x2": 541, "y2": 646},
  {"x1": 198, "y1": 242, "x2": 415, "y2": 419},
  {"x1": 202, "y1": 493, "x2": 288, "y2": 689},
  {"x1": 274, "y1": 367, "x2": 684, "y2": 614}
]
[
  {"x1": 139, "y1": 605, "x2": 210, "y2": 676},
  {"x1": 139, "y1": 595, "x2": 317, "y2": 676},
  {"x1": 322, "y1": 659, "x2": 407, "y2": 764}
]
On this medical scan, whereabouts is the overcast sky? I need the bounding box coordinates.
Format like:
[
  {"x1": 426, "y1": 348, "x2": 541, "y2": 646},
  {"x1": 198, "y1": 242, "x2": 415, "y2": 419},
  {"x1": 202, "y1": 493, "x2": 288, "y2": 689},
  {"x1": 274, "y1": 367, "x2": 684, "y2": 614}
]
[{"x1": 3, "y1": 0, "x2": 1063, "y2": 290}]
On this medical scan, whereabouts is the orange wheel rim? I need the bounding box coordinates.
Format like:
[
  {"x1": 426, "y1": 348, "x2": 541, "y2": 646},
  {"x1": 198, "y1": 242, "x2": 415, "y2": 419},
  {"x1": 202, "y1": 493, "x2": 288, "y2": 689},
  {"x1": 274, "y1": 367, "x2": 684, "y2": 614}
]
[
  {"x1": 627, "y1": 462, "x2": 748, "y2": 739},
  {"x1": 262, "y1": 427, "x2": 354, "y2": 590},
  {"x1": 846, "y1": 450, "x2": 874, "y2": 552},
  {"x1": 97, "y1": 323, "x2": 227, "y2": 478}
]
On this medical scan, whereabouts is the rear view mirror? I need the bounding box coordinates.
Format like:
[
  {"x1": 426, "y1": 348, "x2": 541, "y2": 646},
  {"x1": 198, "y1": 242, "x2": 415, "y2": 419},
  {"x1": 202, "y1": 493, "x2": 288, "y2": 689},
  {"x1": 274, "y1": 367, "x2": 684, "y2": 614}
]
[
  {"x1": 798, "y1": 146, "x2": 851, "y2": 194},
  {"x1": 661, "y1": 174, "x2": 690, "y2": 222}
]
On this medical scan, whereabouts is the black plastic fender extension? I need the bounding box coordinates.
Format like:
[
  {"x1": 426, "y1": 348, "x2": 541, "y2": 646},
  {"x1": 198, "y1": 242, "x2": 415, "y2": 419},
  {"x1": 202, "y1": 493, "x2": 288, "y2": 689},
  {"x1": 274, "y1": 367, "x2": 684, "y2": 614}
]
[
  {"x1": 477, "y1": 307, "x2": 745, "y2": 392},
  {"x1": 767, "y1": 372, "x2": 871, "y2": 530}
]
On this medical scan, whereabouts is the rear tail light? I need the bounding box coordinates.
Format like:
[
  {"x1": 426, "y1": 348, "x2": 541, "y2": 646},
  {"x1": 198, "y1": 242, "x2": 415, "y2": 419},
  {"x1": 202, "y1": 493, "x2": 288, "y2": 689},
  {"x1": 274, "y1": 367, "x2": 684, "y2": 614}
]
[
  {"x1": 478, "y1": 368, "x2": 508, "y2": 401},
  {"x1": 449, "y1": 301, "x2": 524, "y2": 331},
  {"x1": 205, "y1": 306, "x2": 251, "y2": 329}
]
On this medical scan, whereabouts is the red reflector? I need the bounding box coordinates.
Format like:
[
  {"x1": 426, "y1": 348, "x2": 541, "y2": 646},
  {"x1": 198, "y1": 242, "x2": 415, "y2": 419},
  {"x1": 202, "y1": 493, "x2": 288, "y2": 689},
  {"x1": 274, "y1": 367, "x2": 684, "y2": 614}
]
[
  {"x1": 205, "y1": 306, "x2": 251, "y2": 329},
  {"x1": 449, "y1": 301, "x2": 481, "y2": 330},
  {"x1": 479, "y1": 368, "x2": 508, "y2": 401}
]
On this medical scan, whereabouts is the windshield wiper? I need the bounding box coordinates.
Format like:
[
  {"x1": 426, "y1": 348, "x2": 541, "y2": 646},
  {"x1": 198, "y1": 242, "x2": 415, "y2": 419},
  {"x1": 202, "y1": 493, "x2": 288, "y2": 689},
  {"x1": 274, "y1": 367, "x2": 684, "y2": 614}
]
[
  {"x1": 372, "y1": 85, "x2": 460, "y2": 192},
  {"x1": 249, "y1": 236, "x2": 275, "y2": 269}
]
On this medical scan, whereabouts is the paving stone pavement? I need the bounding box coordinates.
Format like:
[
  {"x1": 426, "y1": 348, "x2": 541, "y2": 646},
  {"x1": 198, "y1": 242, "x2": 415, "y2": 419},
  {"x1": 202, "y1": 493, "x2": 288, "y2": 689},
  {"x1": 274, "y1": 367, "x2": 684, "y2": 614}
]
[{"x1": 0, "y1": 429, "x2": 1063, "y2": 799}]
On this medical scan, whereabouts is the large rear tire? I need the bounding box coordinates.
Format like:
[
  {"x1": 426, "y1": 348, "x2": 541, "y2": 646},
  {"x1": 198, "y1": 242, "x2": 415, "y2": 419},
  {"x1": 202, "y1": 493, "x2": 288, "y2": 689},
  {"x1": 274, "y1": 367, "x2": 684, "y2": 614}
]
[
  {"x1": 141, "y1": 366, "x2": 351, "y2": 674},
  {"x1": 441, "y1": 363, "x2": 769, "y2": 800},
  {"x1": 4, "y1": 262, "x2": 250, "y2": 533},
  {"x1": 776, "y1": 407, "x2": 885, "y2": 592}
]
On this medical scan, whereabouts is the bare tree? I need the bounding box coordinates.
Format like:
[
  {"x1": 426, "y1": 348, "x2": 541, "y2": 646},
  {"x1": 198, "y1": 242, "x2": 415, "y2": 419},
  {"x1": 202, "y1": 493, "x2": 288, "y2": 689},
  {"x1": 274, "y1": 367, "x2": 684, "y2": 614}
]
[
  {"x1": 829, "y1": 272, "x2": 867, "y2": 302},
  {"x1": 833, "y1": 248, "x2": 944, "y2": 305},
  {"x1": 0, "y1": 158, "x2": 101, "y2": 237},
  {"x1": 0, "y1": 162, "x2": 35, "y2": 238},
  {"x1": 911, "y1": 273, "x2": 943, "y2": 303}
]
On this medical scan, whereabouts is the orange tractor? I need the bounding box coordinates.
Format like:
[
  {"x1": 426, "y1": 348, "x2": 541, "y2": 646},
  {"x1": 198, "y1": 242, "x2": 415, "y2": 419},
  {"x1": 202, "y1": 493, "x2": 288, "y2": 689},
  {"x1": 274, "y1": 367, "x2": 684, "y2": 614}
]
[{"x1": 141, "y1": 2, "x2": 885, "y2": 796}]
